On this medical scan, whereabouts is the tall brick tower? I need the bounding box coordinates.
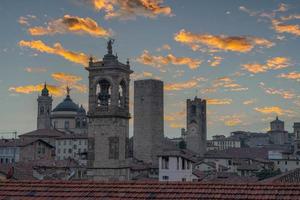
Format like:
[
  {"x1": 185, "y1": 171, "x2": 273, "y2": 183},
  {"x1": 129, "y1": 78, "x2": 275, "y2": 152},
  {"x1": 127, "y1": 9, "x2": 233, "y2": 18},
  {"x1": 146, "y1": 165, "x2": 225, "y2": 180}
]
[
  {"x1": 186, "y1": 96, "x2": 207, "y2": 156},
  {"x1": 37, "y1": 83, "x2": 52, "y2": 129},
  {"x1": 293, "y1": 122, "x2": 300, "y2": 157},
  {"x1": 86, "y1": 40, "x2": 133, "y2": 180},
  {"x1": 133, "y1": 79, "x2": 164, "y2": 165}
]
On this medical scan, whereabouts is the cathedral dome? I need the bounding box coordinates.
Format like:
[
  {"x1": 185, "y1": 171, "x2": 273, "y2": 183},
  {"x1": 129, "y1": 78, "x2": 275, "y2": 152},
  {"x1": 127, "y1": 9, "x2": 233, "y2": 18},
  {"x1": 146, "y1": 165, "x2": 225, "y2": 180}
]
[{"x1": 52, "y1": 95, "x2": 80, "y2": 112}]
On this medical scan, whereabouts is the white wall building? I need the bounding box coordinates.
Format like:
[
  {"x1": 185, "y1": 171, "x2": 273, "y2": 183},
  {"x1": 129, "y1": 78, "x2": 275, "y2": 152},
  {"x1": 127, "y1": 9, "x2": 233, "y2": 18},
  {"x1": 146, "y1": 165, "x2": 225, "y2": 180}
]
[
  {"x1": 55, "y1": 134, "x2": 88, "y2": 165},
  {"x1": 158, "y1": 150, "x2": 197, "y2": 181}
]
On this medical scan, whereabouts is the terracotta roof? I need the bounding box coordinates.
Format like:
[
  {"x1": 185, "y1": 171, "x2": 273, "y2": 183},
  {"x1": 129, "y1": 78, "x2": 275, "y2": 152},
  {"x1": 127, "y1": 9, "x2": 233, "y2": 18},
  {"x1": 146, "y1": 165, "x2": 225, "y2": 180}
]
[
  {"x1": 0, "y1": 163, "x2": 35, "y2": 180},
  {"x1": 1, "y1": 180, "x2": 300, "y2": 199},
  {"x1": 0, "y1": 138, "x2": 53, "y2": 148},
  {"x1": 205, "y1": 147, "x2": 270, "y2": 160},
  {"x1": 261, "y1": 168, "x2": 300, "y2": 183},
  {"x1": 19, "y1": 129, "x2": 65, "y2": 138}
]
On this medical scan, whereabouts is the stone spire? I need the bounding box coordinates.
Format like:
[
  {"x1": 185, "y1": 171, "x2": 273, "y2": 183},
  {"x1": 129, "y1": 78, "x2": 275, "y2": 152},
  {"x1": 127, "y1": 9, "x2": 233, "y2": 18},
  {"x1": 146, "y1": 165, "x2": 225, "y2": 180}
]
[{"x1": 41, "y1": 82, "x2": 49, "y2": 96}]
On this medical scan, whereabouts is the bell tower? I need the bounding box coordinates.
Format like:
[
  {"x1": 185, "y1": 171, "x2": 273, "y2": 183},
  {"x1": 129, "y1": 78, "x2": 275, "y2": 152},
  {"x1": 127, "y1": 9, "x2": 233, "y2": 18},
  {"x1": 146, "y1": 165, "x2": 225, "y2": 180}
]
[
  {"x1": 186, "y1": 96, "x2": 207, "y2": 156},
  {"x1": 86, "y1": 40, "x2": 133, "y2": 180},
  {"x1": 37, "y1": 83, "x2": 52, "y2": 129}
]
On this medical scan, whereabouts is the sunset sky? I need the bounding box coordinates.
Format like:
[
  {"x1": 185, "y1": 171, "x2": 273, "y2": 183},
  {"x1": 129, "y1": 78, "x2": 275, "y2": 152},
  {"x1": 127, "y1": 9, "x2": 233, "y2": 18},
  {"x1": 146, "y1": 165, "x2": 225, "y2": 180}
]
[{"x1": 1, "y1": 0, "x2": 300, "y2": 138}]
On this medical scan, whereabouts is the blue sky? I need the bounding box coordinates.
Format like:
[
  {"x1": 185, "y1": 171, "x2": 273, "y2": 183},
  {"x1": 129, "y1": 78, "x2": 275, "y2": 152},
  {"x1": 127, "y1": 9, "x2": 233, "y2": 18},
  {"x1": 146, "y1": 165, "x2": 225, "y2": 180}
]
[{"x1": 1, "y1": 0, "x2": 300, "y2": 138}]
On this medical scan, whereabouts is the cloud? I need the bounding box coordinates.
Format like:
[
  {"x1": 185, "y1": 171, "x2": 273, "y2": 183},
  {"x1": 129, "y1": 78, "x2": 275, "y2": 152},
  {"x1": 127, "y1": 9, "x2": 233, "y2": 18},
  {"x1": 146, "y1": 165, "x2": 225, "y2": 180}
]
[
  {"x1": 18, "y1": 15, "x2": 37, "y2": 26},
  {"x1": 277, "y1": 71, "x2": 300, "y2": 80},
  {"x1": 89, "y1": 0, "x2": 173, "y2": 20},
  {"x1": 259, "y1": 82, "x2": 295, "y2": 99},
  {"x1": 220, "y1": 115, "x2": 243, "y2": 126},
  {"x1": 207, "y1": 98, "x2": 232, "y2": 105},
  {"x1": 242, "y1": 56, "x2": 290, "y2": 74},
  {"x1": 203, "y1": 76, "x2": 247, "y2": 93},
  {"x1": 174, "y1": 29, "x2": 274, "y2": 52},
  {"x1": 28, "y1": 15, "x2": 111, "y2": 38},
  {"x1": 9, "y1": 72, "x2": 87, "y2": 96},
  {"x1": 131, "y1": 71, "x2": 154, "y2": 80},
  {"x1": 136, "y1": 50, "x2": 202, "y2": 70},
  {"x1": 243, "y1": 99, "x2": 256, "y2": 105},
  {"x1": 25, "y1": 67, "x2": 47, "y2": 73},
  {"x1": 271, "y1": 19, "x2": 300, "y2": 37},
  {"x1": 9, "y1": 84, "x2": 64, "y2": 97},
  {"x1": 208, "y1": 56, "x2": 223, "y2": 67},
  {"x1": 19, "y1": 40, "x2": 89, "y2": 66},
  {"x1": 254, "y1": 106, "x2": 293, "y2": 115},
  {"x1": 156, "y1": 44, "x2": 171, "y2": 52},
  {"x1": 164, "y1": 80, "x2": 198, "y2": 91}
]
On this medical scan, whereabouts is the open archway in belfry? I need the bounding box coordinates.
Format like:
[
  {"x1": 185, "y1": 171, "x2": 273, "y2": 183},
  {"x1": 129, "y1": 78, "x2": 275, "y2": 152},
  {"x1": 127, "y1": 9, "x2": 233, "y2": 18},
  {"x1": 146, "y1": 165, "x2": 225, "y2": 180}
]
[
  {"x1": 118, "y1": 80, "x2": 126, "y2": 108},
  {"x1": 96, "y1": 79, "x2": 112, "y2": 107}
]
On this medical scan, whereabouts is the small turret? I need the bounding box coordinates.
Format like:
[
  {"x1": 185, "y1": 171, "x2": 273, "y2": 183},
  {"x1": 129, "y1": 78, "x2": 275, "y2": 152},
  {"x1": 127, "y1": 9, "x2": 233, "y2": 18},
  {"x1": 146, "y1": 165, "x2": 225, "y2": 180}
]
[{"x1": 41, "y1": 82, "x2": 49, "y2": 96}]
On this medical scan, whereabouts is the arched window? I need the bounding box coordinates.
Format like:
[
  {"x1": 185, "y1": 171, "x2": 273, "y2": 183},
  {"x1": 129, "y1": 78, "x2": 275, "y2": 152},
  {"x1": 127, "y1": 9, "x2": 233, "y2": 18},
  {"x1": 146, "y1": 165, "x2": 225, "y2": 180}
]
[
  {"x1": 118, "y1": 80, "x2": 126, "y2": 107},
  {"x1": 82, "y1": 118, "x2": 87, "y2": 128},
  {"x1": 96, "y1": 79, "x2": 111, "y2": 107}
]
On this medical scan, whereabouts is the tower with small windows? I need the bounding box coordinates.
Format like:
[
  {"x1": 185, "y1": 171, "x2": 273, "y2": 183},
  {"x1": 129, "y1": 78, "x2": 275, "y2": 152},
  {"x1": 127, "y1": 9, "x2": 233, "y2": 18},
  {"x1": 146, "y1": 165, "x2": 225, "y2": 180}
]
[
  {"x1": 293, "y1": 123, "x2": 300, "y2": 157},
  {"x1": 186, "y1": 96, "x2": 207, "y2": 156},
  {"x1": 37, "y1": 83, "x2": 52, "y2": 129},
  {"x1": 86, "y1": 40, "x2": 133, "y2": 180}
]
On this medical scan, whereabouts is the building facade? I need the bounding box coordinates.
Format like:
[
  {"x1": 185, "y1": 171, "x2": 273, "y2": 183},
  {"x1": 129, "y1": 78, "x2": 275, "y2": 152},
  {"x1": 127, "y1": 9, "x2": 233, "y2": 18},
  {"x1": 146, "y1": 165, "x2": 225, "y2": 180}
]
[
  {"x1": 133, "y1": 79, "x2": 164, "y2": 165},
  {"x1": 186, "y1": 97, "x2": 207, "y2": 156},
  {"x1": 268, "y1": 117, "x2": 289, "y2": 145},
  {"x1": 86, "y1": 40, "x2": 132, "y2": 180}
]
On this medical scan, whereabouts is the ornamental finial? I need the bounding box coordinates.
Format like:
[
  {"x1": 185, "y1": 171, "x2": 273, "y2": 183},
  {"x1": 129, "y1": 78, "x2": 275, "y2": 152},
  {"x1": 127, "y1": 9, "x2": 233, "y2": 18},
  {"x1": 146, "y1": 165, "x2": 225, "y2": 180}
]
[{"x1": 107, "y1": 39, "x2": 115, "y2": 55}]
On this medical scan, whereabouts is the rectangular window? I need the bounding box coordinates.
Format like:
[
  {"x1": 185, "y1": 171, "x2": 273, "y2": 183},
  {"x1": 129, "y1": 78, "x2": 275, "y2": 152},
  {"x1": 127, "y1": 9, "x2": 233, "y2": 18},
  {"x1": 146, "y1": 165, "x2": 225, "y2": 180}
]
[
  {"x1": 177, "y1": 157, "x2": 179, "y2": 170},
  {"x1": 162, "y1": 176, "x2": 169, "y2": 180},
  {"x1": 65, "y1": 121, "x2": 70, "y2": 129},
  {"x1": 285, "y1": 161, "x2": 287, "y2": 165},
  {"x1": 108, "y1": 137, "x2": 119, "y2": 159},
  {"x1": 68, "y1": 149, "x2": 72, "y2": 153},
  {"x1": 182, "y1": 158, "x2": 186, "y2": 169},
  {"x1": 161, "y1": 156, "x2": 169, "y2": 169}
]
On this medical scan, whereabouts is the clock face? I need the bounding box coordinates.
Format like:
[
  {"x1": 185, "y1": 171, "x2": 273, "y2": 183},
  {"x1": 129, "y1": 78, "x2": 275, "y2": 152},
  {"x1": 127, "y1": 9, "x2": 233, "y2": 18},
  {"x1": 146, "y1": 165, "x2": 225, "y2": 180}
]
[{"x1": 189, "y1": 123, "x2": 198, "y2": 135}]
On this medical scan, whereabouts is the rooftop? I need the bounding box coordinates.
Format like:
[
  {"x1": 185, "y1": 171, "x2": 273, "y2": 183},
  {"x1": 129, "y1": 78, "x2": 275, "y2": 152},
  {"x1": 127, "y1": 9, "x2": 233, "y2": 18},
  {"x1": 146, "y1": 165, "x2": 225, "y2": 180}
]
[{"x1": 1, "y1": 181, "x2": 300, "y2": 199}]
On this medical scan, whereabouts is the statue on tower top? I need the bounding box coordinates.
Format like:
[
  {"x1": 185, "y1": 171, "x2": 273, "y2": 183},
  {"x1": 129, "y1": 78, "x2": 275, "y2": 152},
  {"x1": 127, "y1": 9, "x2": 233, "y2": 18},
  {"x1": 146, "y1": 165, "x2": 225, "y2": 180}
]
[
  {"x1": 107, "y1": 39, "x2": 115, "y2": 55},
  {"x1": 66, "y1": 86, "x2": 71, "y2": 96}
]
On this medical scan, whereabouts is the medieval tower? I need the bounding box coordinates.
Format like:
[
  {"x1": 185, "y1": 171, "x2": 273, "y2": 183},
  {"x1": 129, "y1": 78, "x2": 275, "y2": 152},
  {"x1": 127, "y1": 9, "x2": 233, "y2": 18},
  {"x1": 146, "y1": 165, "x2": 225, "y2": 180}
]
[
  {"x1": 186, "y1": 96, "x2": 207, "y2": 156},
  {"x1": 86, "y1": 40, "x2": 133, "y2": 180},
  {"x1": 294, "y1": 122, "x2": 300, "y2": 157},
  {"x1": 133, "y1": 79, "x2": 164, "y2": 165},
  {"x1": 37, "y1": 83, "x2": 52, "y2": 129}
]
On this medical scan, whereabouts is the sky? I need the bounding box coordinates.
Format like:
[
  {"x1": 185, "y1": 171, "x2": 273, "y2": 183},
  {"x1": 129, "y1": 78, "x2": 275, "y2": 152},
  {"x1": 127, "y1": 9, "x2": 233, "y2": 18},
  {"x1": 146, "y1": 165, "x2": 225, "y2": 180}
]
[{"x1": 1, "y1": 0, "x2": 300, "y2": 139}]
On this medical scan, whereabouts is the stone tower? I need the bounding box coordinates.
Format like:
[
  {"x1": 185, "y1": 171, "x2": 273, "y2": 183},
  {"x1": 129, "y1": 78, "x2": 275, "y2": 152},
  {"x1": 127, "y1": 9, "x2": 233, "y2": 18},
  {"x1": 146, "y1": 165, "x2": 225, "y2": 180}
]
[
  {"x1": 86, "y1": 40, "x2": 133, "y2": 180},
  {"x1": 133, "y1": 79, "x2": 164, "y2": 165},
  {"x1": 37, "y1": 83, "x2": 52, "y2": 129},
  {"x1": 268, "y1": 116, "x2": 288, "y2": 145},
  {"x1": 293, "y1": 122, "x2": 300, "y2": 156},
  {"x1": 186, "y1": 96, "x2": 206, "y2": 156}
]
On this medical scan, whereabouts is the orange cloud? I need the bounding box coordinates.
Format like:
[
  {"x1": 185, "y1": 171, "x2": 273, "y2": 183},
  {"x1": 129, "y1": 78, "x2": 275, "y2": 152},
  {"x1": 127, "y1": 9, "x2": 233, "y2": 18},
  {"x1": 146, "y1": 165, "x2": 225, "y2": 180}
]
[
  {"x1": 9, "y1": 84, "x2": 64, "y2": 97},
  {"x1": 259, "y1": 83, "x2": 295, "y2": 99},
  {"x1": 28, "y1": 15, "x2": 111, "y2": 38},
  {"x1": 9, "y1": 73, "x2": 87, "y2": 96},
  {"x1": 174, "y1": 29, "x2": 274, "y2": 52},
  {"x1": 203, "y1": 76, "x2": 247, "y2": 93},
  {"x1": 254, "y1": 106, "x2": 293, "y2": 115},
  {"x1": 156, "y1": 44, "x2": 171, "y2": 52},
  {"x1": 136, "y1": 50, "x2": 202, "y2": 69},
  {"x1": 208, "y1": 56, "x2": 223, "y2": 67},
  {"x1": 19, "y1": 40, "x2": 89, "y2": 66},
  {"x1": 243, "y1": 99, "x2": 256, "y2": 105},
  {"x1": 18, "y1": 15, "x2": 36, "y2": 26},
  {"x1": 164, "y1": 80, "x2": 198, "y2": 91},
  {"x1": 272, "y1": 19, "x2": 300, "y2": 37},
  {"x1": 220, "y1": 115, "x2": 243, "y2": 126},
  {"x1": 130, "y1": 71, "x2": 154, "y2": 80},
  {"x1": 89, "y1": 0, "x2": 173, "y2": 20},
  {"x1": 207, "y1": 98, "x2": 232, "y2": 105},
  {"x1": 278, "y1": 71, "x2": 300, "y2": 80},
  {"x1": 242, "y1": 57, "x2": 290, "y2": 74}
]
